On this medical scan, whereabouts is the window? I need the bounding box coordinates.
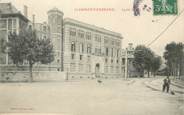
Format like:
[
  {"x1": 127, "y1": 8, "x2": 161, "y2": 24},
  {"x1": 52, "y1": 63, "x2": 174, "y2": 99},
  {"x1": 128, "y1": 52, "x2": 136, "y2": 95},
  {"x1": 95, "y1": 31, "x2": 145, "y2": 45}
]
[
  {"x1": 104, "y1": 66, "x2": 108, "y2": 73},
  {"x1": 95, "y1": 34, "x2": 101, "y2": 42},
  {"x1": 86, "y1": 64, "x2": 91, "y2": 72},
  {"x1": 57, "y1": 59, "x2": 60, "y2": 63},
  {"x1": 79, "y1": 64, "x2": 83, "y2": 72},
  {"x1": 105, "y1": 47, "x2": 108, "y2": 56},
  {"x1": 69, "y1": 28, "x2": 76, "y2": 36},
  {"x1": 95, "y1": 48, "x2": 101, "y2": 56},
  {"x1": 111, "y1": 48, "x2": 113, "y2": 57},
  {"x1": 104, "y1": 37, "x2": 108, "y2": 44},
  {"x1": 8, "y1": 19, "x2": 12, "y2": 30},
  {"x1": 71, "y1": 54, "x2": 75, "y2": 59},
  {"x1": 57, "y1": 52, "x2": 60, "y2": 57},
  {"x1": 116, "y1": 66, "x2": 119, "y2": 73},
  {"x1": 87, "y1": 44, "x2": 91, "y2": 54},
  {"x1": 111, "y1": 66, "x2": 114, "y2": 73},
  {"x1": 111, "y1": 59, "x2": 113, "y2": 63},
  {"x1": 54, "y1": 39, "x2": 60, "y2": 50},
  {"x1": 78, "y1": 30, "x2": 84, "y2": 38},
  {"x1": 0, "y1": 54, "x2": 6, "y2": 64},
  {"x1": 117, "y1": 59, "x2": 119, "y2": 64},
  {"x1": 0, "y1": 19, "x2": 7, "y2": 29},
  {"x1": 71, "y1": 41, "x2": 75, "y2": 52},
  {"x1": 116, "y1": 41, "x2": 120, "y2": 47},
  {"x1": 79, "y1": 43, "x2": 84, "y2": 53},
  {"x1": 43, "y1": 26, "x2": 47, "y2": 32},
  {"x1": 86, "y1": 32, "x2": 91, "y2": 40},
  {"x1": 121, "y1": 67, "x2": 124, "y2": 73},
  {"x1": 87, "y1": 56, "x2": 91, "y2": 62},
  {"x1": 8, "y1": 57, "x2": 13, "y2": 64},
  {"x1": 80, "y1": 55, "x2": 83, "y2": 60},
  {"x1": 105, "y1": 58, "x2": 108, "y2": 63},
  {"x1": 0, "y1": 30, "x2": 7, "y2": 54},
  {"x1": 112, "y1": 41, "x2": 114, "y2": 45},
  {"x1": 117, "y1": 49, "x2": 119, "y2": 57},
  {"x1": 122, "y1": 58, "x2": 125, "y2": 65},
  {"x1": 12, "y1": 19, "x2": 16, "y2": 29},
  {"x1": 44, "y1": 35, "x2": 47, "y2": 39},
  {"x1": 70, "y1": 63, "x2": 75, "y2": 72}
]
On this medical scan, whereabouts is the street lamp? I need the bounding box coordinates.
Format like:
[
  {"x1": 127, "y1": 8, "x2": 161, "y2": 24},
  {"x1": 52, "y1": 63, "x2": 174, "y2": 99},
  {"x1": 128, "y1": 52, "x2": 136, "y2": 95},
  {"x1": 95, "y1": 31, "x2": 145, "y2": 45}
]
[{"x1": 125, "y1": 49, "x2": 128, "y2": 80}]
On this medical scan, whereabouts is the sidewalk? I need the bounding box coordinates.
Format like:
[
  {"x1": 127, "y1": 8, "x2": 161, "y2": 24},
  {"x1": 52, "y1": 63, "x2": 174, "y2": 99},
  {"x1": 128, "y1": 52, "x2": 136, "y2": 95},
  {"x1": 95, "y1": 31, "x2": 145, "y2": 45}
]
[
  {"x1": 172, "y1": 79, "x2": 184, "y2": 89},
  {"x1": 144, "y1": 78, "x2": 184, "y2": 94}
]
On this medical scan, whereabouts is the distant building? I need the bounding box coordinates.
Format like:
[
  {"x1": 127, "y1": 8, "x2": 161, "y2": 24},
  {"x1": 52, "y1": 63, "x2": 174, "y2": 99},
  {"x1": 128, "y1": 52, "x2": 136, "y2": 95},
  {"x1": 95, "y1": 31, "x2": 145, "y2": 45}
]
[
  {"x1": 121, "y1": 43, "x2": 141, "y2": 78},
  {"x1": 34, "y1": 22, "x2": 50, "y2": 40}
]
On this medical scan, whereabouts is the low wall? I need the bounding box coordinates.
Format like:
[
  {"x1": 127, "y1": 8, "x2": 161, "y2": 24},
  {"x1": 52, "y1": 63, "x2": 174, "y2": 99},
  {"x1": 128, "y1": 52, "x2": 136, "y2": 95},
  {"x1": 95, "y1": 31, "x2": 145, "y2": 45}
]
[
  {"x1": 0, "y1": 71, "x2": 66, "y2": 82},
  {"x1": 33, "y1": 72, "x2": 66, "y2": 82},
  {"x1": 67, "y1": 73, "x2": 124, "y2": 80}
]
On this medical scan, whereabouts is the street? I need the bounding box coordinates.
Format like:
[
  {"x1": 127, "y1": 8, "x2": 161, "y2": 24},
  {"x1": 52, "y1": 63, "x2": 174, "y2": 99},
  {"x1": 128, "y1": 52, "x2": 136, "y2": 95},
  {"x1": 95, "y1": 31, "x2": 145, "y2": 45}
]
[{"x1": 0, "y1": 77, "x2": 183, "y2": 115}]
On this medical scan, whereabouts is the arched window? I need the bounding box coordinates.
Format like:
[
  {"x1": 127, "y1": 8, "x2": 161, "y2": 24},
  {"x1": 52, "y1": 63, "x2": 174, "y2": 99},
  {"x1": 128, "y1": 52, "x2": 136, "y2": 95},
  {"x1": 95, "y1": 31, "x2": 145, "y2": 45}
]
[
  {"x1": 71, "y1": 41, "x2": 75, "y2": 52},
  {"x1": 117, "y1": 49, "x2": 119, "y2": 57},
  {"x1": 105, "y1": 47, "x2": 108, "y2": 56},
  {"x1": 79, "y1": 43, "x2": 84, "y2": 53},
  {"x1": 111, "y1": 48, "x2": 113, "y2": 57},
  {"x1": 87, "y1": 44, "x2": 91, "y2": 54}
]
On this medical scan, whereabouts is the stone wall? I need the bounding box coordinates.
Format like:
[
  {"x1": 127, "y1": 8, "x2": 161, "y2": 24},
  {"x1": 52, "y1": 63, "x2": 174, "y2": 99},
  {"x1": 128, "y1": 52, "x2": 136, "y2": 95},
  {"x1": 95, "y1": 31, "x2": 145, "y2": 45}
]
[{"x1": 0, "y1": 71, "x2": 66, "y2": 82}]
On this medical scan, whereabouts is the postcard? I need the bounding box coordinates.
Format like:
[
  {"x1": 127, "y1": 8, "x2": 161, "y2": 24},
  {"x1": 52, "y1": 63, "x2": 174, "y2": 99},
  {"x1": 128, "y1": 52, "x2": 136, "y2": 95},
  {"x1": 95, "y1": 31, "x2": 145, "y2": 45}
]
[{"x1": 0, "y1": 0, "x2": 184, "y2": 115}]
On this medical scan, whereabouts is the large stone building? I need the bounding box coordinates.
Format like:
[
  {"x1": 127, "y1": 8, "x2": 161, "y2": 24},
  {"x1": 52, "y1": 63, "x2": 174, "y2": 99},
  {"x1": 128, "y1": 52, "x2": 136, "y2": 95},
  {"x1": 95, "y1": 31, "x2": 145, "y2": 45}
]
[
  {"x1": 0, "y1": 3, "x2": 126, "y2": 79},
  {"x1": 63, "y1": 18, "x2": 123, "y2": 78}
]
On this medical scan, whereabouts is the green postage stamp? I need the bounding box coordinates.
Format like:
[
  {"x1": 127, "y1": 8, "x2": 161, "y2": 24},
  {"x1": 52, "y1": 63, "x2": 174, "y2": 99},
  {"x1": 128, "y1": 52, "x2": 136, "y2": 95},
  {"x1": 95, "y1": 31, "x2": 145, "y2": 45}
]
[{"x1": 153, "y1": 0, "x2": 178, "y2": 15}]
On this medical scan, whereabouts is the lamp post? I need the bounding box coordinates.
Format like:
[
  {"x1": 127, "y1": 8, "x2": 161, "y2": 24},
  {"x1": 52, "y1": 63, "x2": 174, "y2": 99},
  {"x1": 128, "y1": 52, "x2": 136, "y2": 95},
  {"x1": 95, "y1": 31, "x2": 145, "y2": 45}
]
[
  {"x1": 125, "y1": 49, "x2": 128, "y2": 80},
  {"x1": 66, "y1": 67, "x2": 69, "y2": 81}
]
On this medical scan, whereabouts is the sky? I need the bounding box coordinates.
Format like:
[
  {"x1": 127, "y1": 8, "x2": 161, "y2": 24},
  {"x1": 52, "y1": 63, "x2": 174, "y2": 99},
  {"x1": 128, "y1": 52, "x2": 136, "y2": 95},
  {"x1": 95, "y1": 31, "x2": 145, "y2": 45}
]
[{"x1": 1, "y1": 0, "x2": 184, "y2": 57}]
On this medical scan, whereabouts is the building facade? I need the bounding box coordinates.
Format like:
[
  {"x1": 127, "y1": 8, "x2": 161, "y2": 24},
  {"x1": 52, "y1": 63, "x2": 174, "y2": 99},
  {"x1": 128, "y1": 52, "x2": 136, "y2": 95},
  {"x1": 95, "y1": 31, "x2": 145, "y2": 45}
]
[
  {"x1": 0, "y1": 3, "x2": 29, "y2": 72},
  {"x1": 63, "y1": 18, "x2": 123, "y2": 79},
  {"x1": 47, "y1": 8, "x2": 64, "y2": 71},
  {"x1": 121, "y1": 43, "x2": 141, "y2": 78},
  {"x1": 0, "y1": 3, "x2": 126, "y2": 79},
  {"x1": 35, "y1": 22, "x2": 50, "y2": 40}
]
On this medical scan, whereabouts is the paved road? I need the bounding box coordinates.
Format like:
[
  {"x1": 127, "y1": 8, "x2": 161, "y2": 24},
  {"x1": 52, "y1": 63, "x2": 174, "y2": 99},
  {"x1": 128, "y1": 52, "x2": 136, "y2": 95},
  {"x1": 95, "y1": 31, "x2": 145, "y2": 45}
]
[{"x1": 0, "y1": 78, "x2": 183, "y2": 115}]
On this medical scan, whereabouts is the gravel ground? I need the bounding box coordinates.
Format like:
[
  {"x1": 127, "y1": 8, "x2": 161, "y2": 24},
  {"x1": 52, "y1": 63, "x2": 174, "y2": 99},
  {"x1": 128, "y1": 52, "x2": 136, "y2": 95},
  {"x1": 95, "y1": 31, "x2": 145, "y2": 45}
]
[{"x1": 0, "y1": 78, "x2": 183, "y2": 115}]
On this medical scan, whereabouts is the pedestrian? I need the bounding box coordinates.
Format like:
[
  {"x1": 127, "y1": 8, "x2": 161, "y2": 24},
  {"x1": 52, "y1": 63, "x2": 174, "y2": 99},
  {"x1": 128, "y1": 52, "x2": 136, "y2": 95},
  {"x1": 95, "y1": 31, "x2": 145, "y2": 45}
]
[
  {"x1": 166, "y1": 76, "x2": 171, "y2": 93},
  {"x1": 162, "y1": 76, "x2": 171, "y2": 93},
  {"x1": 163, "y1": 77, "x2": 167, "y2": 92}
]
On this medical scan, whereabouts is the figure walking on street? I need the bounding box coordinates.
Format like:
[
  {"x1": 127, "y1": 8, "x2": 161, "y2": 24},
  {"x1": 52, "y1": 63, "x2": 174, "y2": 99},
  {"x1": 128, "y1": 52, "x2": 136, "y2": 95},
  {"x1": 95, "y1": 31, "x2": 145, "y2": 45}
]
[{"x1": 162, "y1": 76, "x2": 171, "y2": 93}]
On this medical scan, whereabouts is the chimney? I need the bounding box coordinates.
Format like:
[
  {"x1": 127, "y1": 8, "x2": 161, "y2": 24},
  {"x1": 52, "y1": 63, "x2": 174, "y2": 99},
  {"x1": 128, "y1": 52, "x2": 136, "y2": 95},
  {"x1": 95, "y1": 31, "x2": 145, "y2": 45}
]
[{"x1": 23, "y1": 5, "x2": 28, "y2": 18}]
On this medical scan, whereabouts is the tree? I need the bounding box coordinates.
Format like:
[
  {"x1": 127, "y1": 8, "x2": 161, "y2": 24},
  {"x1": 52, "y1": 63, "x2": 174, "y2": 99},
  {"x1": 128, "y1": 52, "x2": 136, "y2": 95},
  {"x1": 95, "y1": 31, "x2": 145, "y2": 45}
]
[
  {"x1": 133, "y1": 45, "x2": 155, "y2": 77},
  {"x1": 151, "y1": 56, "x2": 162, "y2": 77},
  {"x1": 164, "y1": 42, "x2": 183, "y2": 79},
  {"x1": 133, "y1": 46, "x2": 145, "y2": 77},
  {"x1": 7, "y1": 26, "x2": 54, "y2": 81}
]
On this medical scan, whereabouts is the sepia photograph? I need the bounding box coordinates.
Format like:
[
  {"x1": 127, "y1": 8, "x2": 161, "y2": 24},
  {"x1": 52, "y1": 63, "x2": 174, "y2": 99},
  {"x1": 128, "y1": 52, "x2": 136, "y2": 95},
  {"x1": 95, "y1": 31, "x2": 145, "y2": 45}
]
[{"x1": 0, "y1": 0, "x2": 184, "y2": 115}]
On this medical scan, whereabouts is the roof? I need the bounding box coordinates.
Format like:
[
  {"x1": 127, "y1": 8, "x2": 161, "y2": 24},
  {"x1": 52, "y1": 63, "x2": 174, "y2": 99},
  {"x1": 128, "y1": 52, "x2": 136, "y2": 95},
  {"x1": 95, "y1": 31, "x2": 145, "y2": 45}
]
[
  {"x1": 0, "y1": 3, "x2": 19, "y2": 14},
  {"x1": 0, "y1": 3, "x2": 29, "y2": 22},
  {"x1": 47, "y1": 7, "x2": 64, "y2": 15},
  {"x1": 63, "y1": 18, "x2": 123, "y2": 39}
]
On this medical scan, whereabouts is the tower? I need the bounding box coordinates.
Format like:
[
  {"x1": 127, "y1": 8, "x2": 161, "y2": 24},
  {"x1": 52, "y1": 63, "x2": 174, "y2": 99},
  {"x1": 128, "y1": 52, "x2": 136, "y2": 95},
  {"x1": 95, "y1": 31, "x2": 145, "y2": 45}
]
[{"x1": 47, "y1": 8, "x2": 64, "y2": 71}]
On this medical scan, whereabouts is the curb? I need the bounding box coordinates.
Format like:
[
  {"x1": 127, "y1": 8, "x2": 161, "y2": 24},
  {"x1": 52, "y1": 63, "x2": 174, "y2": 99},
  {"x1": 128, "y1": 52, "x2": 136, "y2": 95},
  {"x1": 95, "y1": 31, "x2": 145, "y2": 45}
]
[{"x1": 144, "y1": 81, "x2": 184, "y2": 94}]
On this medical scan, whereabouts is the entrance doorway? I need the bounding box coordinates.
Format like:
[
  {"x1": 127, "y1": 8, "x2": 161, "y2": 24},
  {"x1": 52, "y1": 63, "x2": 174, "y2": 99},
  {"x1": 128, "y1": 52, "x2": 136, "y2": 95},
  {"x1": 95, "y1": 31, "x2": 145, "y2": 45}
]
[{"x1": 95, "y1": 63, "x2": 100, "y2": 78}]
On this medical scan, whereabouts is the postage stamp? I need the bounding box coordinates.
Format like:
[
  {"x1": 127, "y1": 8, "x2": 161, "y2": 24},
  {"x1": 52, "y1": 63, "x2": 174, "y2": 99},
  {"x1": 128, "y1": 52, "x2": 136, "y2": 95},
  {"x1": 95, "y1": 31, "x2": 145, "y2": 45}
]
[{"x1": 153, "y1": 0, "x2": 178, "y2": 15}]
